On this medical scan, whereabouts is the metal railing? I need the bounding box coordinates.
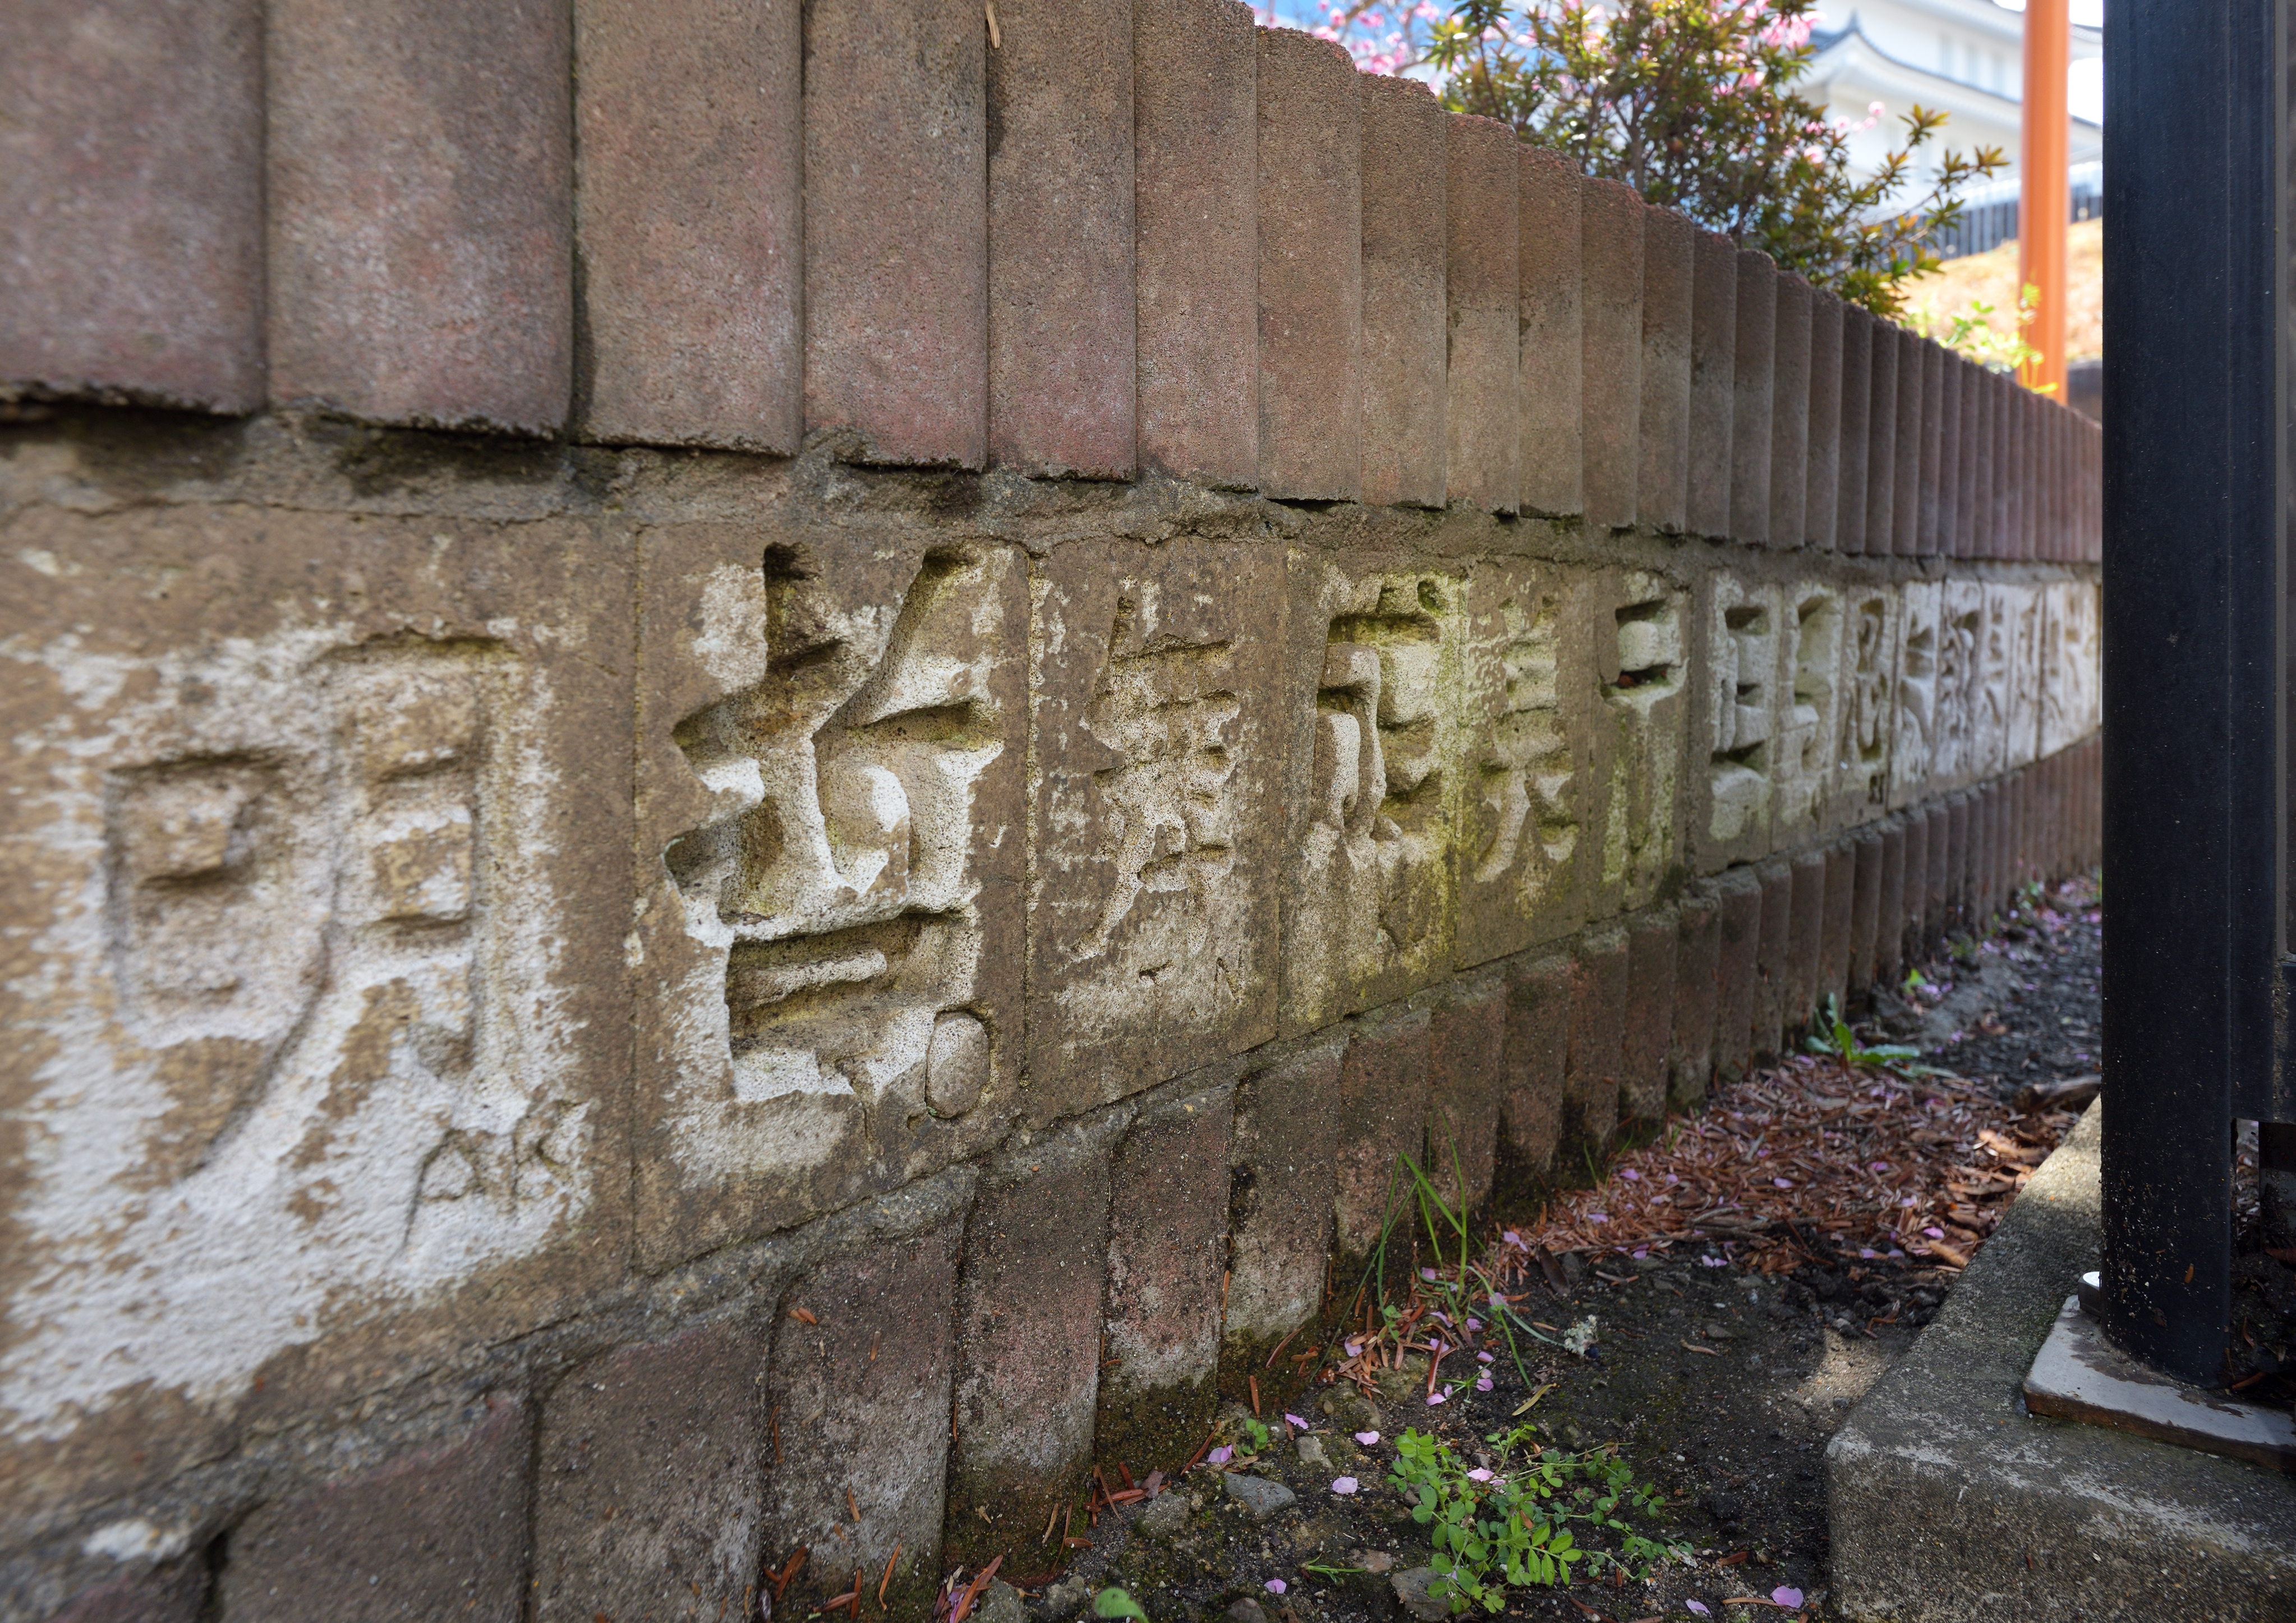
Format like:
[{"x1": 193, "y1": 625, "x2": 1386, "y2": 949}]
[{"x1": 1931, "y1": 161, "x2": 2103, "y2": 259}]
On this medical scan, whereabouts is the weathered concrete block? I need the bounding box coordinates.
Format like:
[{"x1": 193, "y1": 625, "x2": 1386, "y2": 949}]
[
  {"x1": 533, "y1": 1322, "x2": 766, "y2": 1622},
  {"x1": 1667, "y1": 889, "x2": 1720, "y2": 1109},
  {"x1": 1875, "y1": 816, "x2": 1907, "y2": 989},
  {"x1": 1427, "y1": 967, "x2": 1508, "y2": 1212},
  {"x1": 1580, "y1": 177, "x2": 1645, "y2": 531},
  {"x1": 2000, "y1": 583, "x2": 2045, "y2": 769},
  {"x1": 574, "y1": 0, "x2": 800, "y2": 450},
  {"x1": 1134, "y1": 0, "x2": 1257, "y2": 486},
  {"x1": 1833, "y1": 585, "x2": 1897, "y2": 826},
  {"x1": 1258, "y1": 27, "x2": 1363, "y2": 500},
  {"x1": 1027, "y1": 538, "x2": 1282, "y2": 1114},
  {"x1": 1972, "y1": 345, "x2": 1999, "y2": 557},
  {"x1": 1835, "y1": 305, "x2": 1872, "y2": 555},
  {"x1": 946, "y1": 1124, "x2": 1117, "y2": 1568},
  {"x1": 1587, "y1": 569, "x2": 1691, "y2": 915},
  {"x1": 634, "y1": 520, "x2": 1024, "y2": 1267},
  {"x1": 766, "y1": 1205, "x2": 963, "y2": 1618},
  {"x1": 1704, "y1": 576, "x2": 1782, "y2": 860},
  {"x1": 1848, "y1": 827, "x2": 1885, "y2": 993},
  {"x1": 1890, "y1": 327, "x2": 1925, "y2": 555},
  {"x1": 1934, "y1": 580, "x2": 1987, "y2": 789},
  {"x1": 804, "y1": 0, "x2": 986, "y2": 465},
  {"x1": 268, "y1": 0, "x2": 571, "y2": 433},
  {"x1": 1098, "y1": 1080, "x2": 1236, "y2": 1468},
  {"x1": 1942, "y1": 794, "x2": 1972, "y2": 934},
  {"x1": 2084, "y1": 419, "x2": 2104, "y2": 563},
  {"x1": 1784, "y1": 850, "x2": 1828, "y2": 1036},
  {"x1": 1333, "y1": 1006, "x2": 1432, "y2": 1264},
  {"x1": 1713, "y1": 868, "x2": 1764, "y2": 1081},
  {"x1": 1862, "y1": 314, "x2": 1900, "y2": 556},
  {"x1": 1888, "y1": 580, "x2": 1941, "y2": 809},
  {"x1": 1975, "y1": 781, "x2": 2003, "y2": 924},
  {"x1": 1223, "y1": 1038, "x2": 1343, "y2": 1384},
  {"x1": 1636, "y1": 204, "x2": 1696, "y2": 532},
  {"x1": 2, "y1": 0, "x2": 264, "y2": 412},
  {"x1": 1444, "y1": 113, "x2": 1522, "y2": 513},
  {"x1": 988, "y1": 0, "x2": 1135, "y2": 478},
  {"x1": 1919, "y1": 800, "x2": 1950, "y2": 952},
  {"x1": 1806, "y1": 290, "x2": 1843, "y2": 550},
  {"x1": 1915, "y1": 339, "x2": 1946, "y2": 556},
  {"x1": 1686, "y1": 228, "x2": 1738, "y2": 538},
  {"x1": 2040, "y1": 582, "x2": 2101, "y2": 758},
  {"x1": 1456, "y1": 559, "x2": 1593, "y2": 967},
  {"x1": 1621, "y1": 909, "x2": 1678, "y2": 1123},
  {"x1": 1898, "y1": 804, "x2": 1931, "y2": 965},
  {"x1": 1985, "y1": 370, "x2": 2014, "y2": 559},
  {"x1": 1281, "y1": 560, "x2": 1464, "y2": 1032},
  {"x1": 2007, "y1": 384, "x2": 2031, "y2": 561},
  {"x1": 45, "y1": 1560, "x2": 209, "y2": 1623},
  {"x1": 1775, "y1": 581, "x2": 1843, "y2": 843},
  {"x1": 1751, "y1": 859, "x2": 1794, "y2": 1059},
  {"x1": 1819, "y1": 843, "x2": 1856, "y2": 1014},
  {"x1": 1729, "y1": 248, "x2": 1777, "y2": 545},
  {"x1": 222, "y1": 1395, "x2": 531, "y2": 1623},
  {"x1": 1502, "y1": 953, "x2": 1572, "y2": 1175},
  {"x1": 0, "y1": 504, "x2": 631, "y2": 1516},
  {"x1": 1931, "y1": 345, "x2": 1961, "y2": 556},
  {"x1": 1768, "y1": 271, "x2": 1812, "y2": 547},
  {"x1": 1518, "y1": 150, "x2": 1585, "y2": 517},
  {"x1": 1358, "y1": 76, "x2": 1448, "y2": 509},
  {"x1": 1953, "y1": 356, "x2": 1981, "y2": 556},
  {"x1": 1563, "y1": 928, "x2": 1629, "y2": 1150}
]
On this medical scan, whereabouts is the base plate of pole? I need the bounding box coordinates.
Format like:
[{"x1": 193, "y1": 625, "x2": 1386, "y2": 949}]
[{"x1": 2023, "y1": 1292, "x2": 2296, "y2": 1472}]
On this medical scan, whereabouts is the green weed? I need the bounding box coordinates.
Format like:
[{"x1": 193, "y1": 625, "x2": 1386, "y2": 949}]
[{"x1": 1387, "y1": 1425, "x2": 1688, "y2": 1612}]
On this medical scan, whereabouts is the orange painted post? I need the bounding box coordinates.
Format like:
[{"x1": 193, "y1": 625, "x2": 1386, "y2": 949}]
[{"x1": 2018, "y1": 0, "x2": 2070, "y2": 398}]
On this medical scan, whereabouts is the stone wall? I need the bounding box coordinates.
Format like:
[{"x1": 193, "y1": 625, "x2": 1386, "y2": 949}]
[{"x1": 1, "y1": 4, "x2": 2099, "y2": 1618}]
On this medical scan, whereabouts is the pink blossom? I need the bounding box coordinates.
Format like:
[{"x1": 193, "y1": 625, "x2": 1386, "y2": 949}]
[
  {"x1": 1208, "y1": 1445, "x2": 1234, "y2": 1464},
  {"x1": 1355, "y1": 1430, "x2": 1381, "y2": 1445},
  {"x1": 1266, "y1": 1580, "x2": 1289, "y2": 1596},
  {"x1": 1332, "y1": 1476, "x2": 1360, "y2": 1494}
]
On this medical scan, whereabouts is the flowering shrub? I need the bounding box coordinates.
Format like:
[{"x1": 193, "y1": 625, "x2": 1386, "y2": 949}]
[
  {"x1": 1427, "y1": 0, "x2": 2003, "y2": 315},
  {"x1": 1259, "y1": 2, "x2": 1446, "y2": 76}
]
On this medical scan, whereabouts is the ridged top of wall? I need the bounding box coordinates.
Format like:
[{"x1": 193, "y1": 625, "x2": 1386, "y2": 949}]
[{"x1": 1, "y1": 0, "x2": 2097, "y2": 559}]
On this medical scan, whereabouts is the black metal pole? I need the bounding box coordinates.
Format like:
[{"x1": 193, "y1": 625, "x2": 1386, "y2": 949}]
[{"x1": 2099, "y1": 0, "x2": 2276, "y2": 1386}]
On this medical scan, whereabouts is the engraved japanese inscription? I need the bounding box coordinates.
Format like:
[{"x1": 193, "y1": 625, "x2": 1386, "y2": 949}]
[
  {"x1": 1283, "y1": 564, "x2": 1464, "y2": 1032},
  {"x1": 1027, "y1": 541, "x2": 1280, "y2": 1113},
  {"x1": 641, "y1": 534, "x2": 1025, "y2": 1257}
]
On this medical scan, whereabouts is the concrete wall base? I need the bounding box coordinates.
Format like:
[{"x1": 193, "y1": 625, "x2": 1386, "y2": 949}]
[{"x1": 1827, "y1": 1106, "x2": 2296, "y2": 1620}]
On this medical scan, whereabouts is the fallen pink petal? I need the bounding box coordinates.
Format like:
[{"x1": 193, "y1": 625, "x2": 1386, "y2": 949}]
[
  {"x1": 1772, "y1": 1588, "x2": 1805, "y2": 1609},
  {"x1": 1331, "y1": 1477, "x2": 1359, "y2": 1495},
  {"x1": 1207, "y1": 1445, "x2": 1232, "y2": 1464},
  {"x1": 1264, "y1": 1579, "x2": 1287, "y2": 1596},
  {"x1": 1354, "y1": 1430, "x2": 1379, "y2": 1445}
]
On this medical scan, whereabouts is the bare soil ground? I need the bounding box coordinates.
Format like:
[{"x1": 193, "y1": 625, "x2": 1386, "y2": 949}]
[{"x1": 1006, "y1": 878, "x2": 2105, "y2": 1623}]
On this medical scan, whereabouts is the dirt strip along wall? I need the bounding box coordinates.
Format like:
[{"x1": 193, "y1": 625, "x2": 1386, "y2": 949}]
[{"x1": 0, "y1": 3, "x2": 2100, "y2": 1618}]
